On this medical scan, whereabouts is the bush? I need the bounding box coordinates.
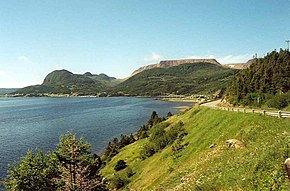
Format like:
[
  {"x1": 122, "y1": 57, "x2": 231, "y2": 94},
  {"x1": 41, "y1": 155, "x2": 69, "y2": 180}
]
[
  {"x1": 114, "y1": 160, "x2": 127, "y2": 171},
  {"x1": 110, "y1": 175, "x2": 128, "y2": 190},
  {"x1": 140, "y1": 120, "x2": 188, "y2": 159},
  {"x1": 125, "y1": 167, "x2": 134, "y2": 178},
  {"x1": 266, "y1": 95, "x2": 289, "y2": 109},
  {"x1": 140, "y1": 143, "x2": 156, "y2": 159},
  {"x1": 266, "y1": 91, "x2": 290, "y2": 109},
  {"x1": 2, "y1": 149, "x2": 58, "y2": 191}
]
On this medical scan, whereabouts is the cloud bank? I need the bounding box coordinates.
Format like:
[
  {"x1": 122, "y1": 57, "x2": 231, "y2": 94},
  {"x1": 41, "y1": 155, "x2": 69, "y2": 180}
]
[
  {"x1": 187, "y1": 54, "x2": 251, "y2": 64},
  {"x1": 143, "y1": 52, "x2": 163, "y2": 62}
]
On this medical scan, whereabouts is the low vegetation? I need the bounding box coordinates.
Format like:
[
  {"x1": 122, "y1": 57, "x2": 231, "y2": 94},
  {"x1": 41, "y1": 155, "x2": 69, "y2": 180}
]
[{"x1": 101, "y1": 106, "x2": 290, "y2": 190}]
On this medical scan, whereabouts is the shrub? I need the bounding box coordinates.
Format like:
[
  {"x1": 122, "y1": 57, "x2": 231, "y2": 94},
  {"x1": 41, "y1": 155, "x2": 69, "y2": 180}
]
[
  {"x1": 140, "y1": 143, "x2": 156, "y2": 159},
  {"x1": 110, "y1": 175, "x2": 128, "y2": 190},
  {"x1": 266, "y1": 95, "x2": 289, "y2": 109},
  {"x1": 125, "y1": 167, "x2": 134, "y2": 178},
  {"x1": 114, "y1": 160, "x2": 127, "y2": 171},
  {"x1": 140, "y1": 120, "x2": 188, "y2": 159}
]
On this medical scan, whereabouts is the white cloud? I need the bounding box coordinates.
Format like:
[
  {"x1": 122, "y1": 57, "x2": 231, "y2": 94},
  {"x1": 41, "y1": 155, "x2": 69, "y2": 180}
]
[
  {"x1": 217, "y1": 55, "x2": 251, "y2": 64},
  {"x1": 18, "y1": 56, "x2": 29, "y2": 62},
  {"x1": 0, "y1": 81, "x2": 40, "y2": 88},
  {"x1": 187, "y1": 54, "x2": 251, "y2": 64},
  {"x1": 0, "y1": 70, "x2": 6, "y2": 77},
  {"x1": 188, "y1": 55, "x2": 215, "y2": 59},
  {"x1": 143, "y1": 52, "x2": 163, "y2": 62}
]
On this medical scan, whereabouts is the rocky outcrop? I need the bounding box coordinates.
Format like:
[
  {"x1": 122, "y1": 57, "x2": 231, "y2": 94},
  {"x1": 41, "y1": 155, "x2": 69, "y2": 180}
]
[
  {"x1": 131, "y1": 59, "x2": 221, "y2": 76},
  {"x1": 225, "y1": 139, "x2": 245, "y2": 149},
  {"x1": 223, "y1": 59, "x2": 256, "y2": 70}
]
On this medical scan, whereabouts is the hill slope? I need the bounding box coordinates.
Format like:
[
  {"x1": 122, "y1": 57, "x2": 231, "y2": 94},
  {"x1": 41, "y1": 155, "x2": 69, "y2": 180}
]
[
  {"x1": 15, "y1": 70, "x2": 117, "y2": 96},
  {"x1": 101, "y1": 106, "x2": 290, "y2": 190},
  {"x1": 131, "y1": 59, "x2": 221, "y2": 76},
  {"x1": 116, "y1": 62, "x2": 238, "y2": 96}
]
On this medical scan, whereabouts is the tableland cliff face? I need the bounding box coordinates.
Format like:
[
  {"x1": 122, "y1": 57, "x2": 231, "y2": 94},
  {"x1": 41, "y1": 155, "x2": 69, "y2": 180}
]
[{"x1": 131, "y1": 59, "x2": 221, "y2": 76}]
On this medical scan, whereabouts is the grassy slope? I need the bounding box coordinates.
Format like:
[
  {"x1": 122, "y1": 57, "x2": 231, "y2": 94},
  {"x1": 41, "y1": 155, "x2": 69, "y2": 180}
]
[
  {"x1": 116, "y1": 63, "x2": 238, "y2": 96},
  {"x1": 101, "y1": 106, "x2": 290, "y2": 190}
]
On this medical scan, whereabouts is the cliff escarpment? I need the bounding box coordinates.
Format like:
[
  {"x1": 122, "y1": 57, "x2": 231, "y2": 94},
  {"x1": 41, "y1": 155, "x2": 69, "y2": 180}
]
[{"x1": 131, "y1": 59, "x2": 221, "y2": 76}]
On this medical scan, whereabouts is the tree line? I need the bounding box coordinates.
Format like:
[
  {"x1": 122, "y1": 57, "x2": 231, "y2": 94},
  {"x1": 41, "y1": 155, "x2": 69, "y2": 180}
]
[{"x1": 226, "y1": 49, "x2": 290, "y2": 109}]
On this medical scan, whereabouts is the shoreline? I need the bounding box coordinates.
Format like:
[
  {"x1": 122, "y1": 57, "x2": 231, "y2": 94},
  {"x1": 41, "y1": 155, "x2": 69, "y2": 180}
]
[{"x1": 0, "y1": 94, "x2": 200, "y2": 112}]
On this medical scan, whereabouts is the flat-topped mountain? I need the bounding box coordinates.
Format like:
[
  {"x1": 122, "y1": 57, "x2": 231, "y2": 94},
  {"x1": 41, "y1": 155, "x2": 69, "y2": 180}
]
[
  {"x1": 13, "y1": 58, "x2": 243, "y2": 97},
  {"x1": 131, "y1": 59, "x2": 221, "y2": 76},
  {"x1": 116, "y1": 62, "x2": 238, "y2": 96}
]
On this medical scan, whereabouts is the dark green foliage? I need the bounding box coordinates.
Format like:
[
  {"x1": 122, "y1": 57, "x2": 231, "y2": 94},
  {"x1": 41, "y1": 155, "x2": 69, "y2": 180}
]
[
  {"x1": 125, "y1": 167, "x2": 134, "y2": 178},
  {"x1": 136, "y1": 125, "x2": 149, "y2": 139},
  {"x1": 102, "y1": 134, "x2": 135, "y2": 162},
  {"x1": 54, "y1": 132, "x2": 104, "y2": 190},
  {"x1": 110, "y1": 175, "x2": 128, "y2": 190},
  {"x1": 0, "y1": 88, "x2": 19, "y2": 95},
  {"x1": 136, "y1": 111, "x2": 166, "y2": 140},
  {"x1": 140, "y1": 121, "x2": 187, "y2": 159},
  {"x1": 116, "y1": 62, "x2": 238, "y2": 96},
  {"x1": 227, "y1": 49, "x2": 290, "y2": 109},
  {"x1": 2, "y1": 149, "x2": 58, "y2": 191},
  {"x1": 265, "y1": 92, "x2": 290, "y2": 109},
  {"x1": 171, "y1": 122, "x2": 189, "y2": 155},
  {"x1": 167, "y1": 112, "x2": 173, "y2": 118},
  {"x1": 15, "y1": 70, "x2": 118, "y2": 96},
  {"x1": 140, "y1": 143, "x2": 156, "y2": 159},
  {"x1": 114, "y1": 160, "x2": 127, "y2": 171},
  {"x1": 148, "y1": 111, "x2": 161, "y2": 127},
  {"x1": 2, "y1": 132, "x2": 107, "y2": 191},
  {"x1": 102, "y1": 111, "x2": 166, "y2": 162},
  {"x1": 119, "y1": 134, "x2": 135, "y2": 148}
]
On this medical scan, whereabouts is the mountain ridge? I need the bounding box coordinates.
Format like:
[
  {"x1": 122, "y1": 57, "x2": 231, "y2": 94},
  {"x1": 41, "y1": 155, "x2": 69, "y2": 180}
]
[
  {"x1": 131, "y1": 59, "x2": 221, "y2": 76},
  {"x1": 12, "y1": 58, "x2": 244, "y2": 97}
]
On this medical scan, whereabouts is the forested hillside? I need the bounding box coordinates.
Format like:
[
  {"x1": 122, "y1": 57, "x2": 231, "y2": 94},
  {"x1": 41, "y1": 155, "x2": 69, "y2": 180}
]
[
  {"x1": 226, "y1": 49, "x2": 290, "y2": 109},
  {"x1": 116, "y1": 62, "x2": 238, "y2": 96},
  {"x1": 15, "y1": 70, "x2": 118, "y2": 96}
]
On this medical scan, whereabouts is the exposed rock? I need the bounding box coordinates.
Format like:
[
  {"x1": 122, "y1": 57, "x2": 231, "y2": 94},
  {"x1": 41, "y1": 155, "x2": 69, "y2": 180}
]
[
  {"x1": 284, "y1": 158, "x2": 290, "y2": 182},
  {"x1": 225, "y1": 139, "x2": 245, "y2": 149},
  {"x1": 209, "y1": 143, "x2": 217, "y2": 148},
  {"x1": 223, "y1": 59, "x2": 256, "y2": 70},
  {"x1": 131, "y1": 59, "x2": 221, "y2": 76}
]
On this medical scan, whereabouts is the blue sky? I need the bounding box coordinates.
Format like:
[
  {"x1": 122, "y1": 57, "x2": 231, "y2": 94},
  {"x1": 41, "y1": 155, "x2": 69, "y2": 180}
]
[{"x1": 0, "y1": 0, "x2": 289, "y2": 88}]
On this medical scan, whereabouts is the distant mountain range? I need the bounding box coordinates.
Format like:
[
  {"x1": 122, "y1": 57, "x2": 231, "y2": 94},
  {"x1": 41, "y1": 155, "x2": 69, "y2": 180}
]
[{"x1": 12, "y1": 58, "x2": 252, "y2": 97}]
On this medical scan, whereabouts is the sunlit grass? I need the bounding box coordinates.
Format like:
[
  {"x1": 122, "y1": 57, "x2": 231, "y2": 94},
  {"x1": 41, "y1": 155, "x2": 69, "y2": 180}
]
[{"x1": 101, "y1": 106, "x2": 290, "y2": 190}]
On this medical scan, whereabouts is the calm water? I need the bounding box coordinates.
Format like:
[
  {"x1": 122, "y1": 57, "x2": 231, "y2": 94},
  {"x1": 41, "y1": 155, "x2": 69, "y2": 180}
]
[{"x1": 0, "y1": 97, "x2": 192, "y2": 180}]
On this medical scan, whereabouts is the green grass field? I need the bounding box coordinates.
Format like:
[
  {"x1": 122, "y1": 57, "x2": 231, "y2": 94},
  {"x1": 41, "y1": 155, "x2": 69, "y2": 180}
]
[{"x1": 101, "y1": 106, "x2": 290, "y2": 190}]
